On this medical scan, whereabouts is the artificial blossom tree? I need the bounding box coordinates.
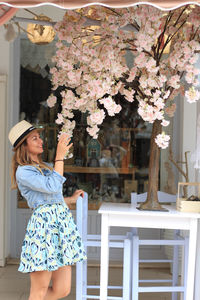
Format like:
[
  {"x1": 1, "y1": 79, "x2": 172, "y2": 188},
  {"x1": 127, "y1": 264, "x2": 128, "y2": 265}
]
[{"x1": 47, "y1": 5, "x2": 200, "y2": 210}]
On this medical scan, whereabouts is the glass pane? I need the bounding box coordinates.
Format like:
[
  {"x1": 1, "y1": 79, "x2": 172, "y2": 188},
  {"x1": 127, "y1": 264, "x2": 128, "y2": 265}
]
[{"x1": 19, "y1": 38, "x2": 153, "y2": 209}]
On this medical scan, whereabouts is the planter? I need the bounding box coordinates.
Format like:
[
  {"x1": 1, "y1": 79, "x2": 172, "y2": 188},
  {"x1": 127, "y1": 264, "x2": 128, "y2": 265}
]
[{"x1": 176, "y1": 182, "x2": 200, "y2": 213}]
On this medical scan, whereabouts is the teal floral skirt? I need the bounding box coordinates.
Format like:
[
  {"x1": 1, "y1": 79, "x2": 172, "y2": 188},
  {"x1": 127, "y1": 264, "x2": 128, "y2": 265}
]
[{"x1": 18, "y1": 203, "x2": 87, "y2": 273}]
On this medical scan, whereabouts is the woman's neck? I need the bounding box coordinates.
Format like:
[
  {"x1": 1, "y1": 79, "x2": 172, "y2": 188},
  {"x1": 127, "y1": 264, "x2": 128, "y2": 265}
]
[{"x1": 30, "y1": 155, "x2": 40, "y2": 164}]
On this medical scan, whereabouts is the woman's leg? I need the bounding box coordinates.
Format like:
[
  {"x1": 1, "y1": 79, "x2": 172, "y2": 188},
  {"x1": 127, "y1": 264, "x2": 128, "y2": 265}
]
[
  {"x1": 44, "y1": 265, "x2": 72, "y2": 300},
  {"x1": 29, "y1": 270, "x2": 52, "y2": 300}
]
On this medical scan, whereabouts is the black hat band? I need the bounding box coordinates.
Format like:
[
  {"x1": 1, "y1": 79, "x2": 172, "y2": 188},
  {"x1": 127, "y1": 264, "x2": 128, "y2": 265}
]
[{"x1": 13, "y1": 126, "x2": 36, "y2": 148}]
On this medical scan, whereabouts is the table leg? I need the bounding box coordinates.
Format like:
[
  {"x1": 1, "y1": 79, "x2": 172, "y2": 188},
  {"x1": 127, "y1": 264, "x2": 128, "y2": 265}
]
[
  {"x1": 132, "y1": 235, "x2": 139, "y2": 300},
  {"x1": 194, "y1": 220, "x2": 200, "y2": 300},
  {"x1": 100, "y1": 214, "x2": 110, "y2": 300},
  {"x1": 183, "y1": 236, "x2": 189, "y2": 300},
  {"x1": 186, "y1": 219, "x2": 198, "y2": 300},
  {"x1": 123, "y1": 238, "x2": 131, "y2": 300}
]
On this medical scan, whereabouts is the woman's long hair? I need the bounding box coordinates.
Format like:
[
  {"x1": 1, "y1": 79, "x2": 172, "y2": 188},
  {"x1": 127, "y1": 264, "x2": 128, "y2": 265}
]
[{"x1": 11, "y1": 139, "x2": 52, "y2": 189}]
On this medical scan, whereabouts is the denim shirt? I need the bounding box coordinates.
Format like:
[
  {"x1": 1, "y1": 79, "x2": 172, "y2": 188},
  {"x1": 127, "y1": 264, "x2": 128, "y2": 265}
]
[{"x1": 16, "y1": 165, "x2": 66, "y2": 209}]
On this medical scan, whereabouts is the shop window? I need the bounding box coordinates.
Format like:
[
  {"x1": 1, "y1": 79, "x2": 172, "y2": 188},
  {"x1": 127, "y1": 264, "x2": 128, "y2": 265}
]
[{"x1": 18, "y1": 38, "x2": 152, "y2": 209}]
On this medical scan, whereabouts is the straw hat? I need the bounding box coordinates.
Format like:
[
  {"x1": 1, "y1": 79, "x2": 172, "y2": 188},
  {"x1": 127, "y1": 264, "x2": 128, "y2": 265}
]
[{"x1": 8, "y1": 120, "x2": 37, "y2": 150}]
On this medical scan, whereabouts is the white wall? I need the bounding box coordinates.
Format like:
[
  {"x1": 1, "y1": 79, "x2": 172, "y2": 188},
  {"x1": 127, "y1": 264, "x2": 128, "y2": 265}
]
[
  {"x1": 0, "y1": 26, "x2": 12, "y2": 261},
  {"x1": 181, "y1": 99, "x2": 197, "y2": 183},
  {"x1": 0, "y1": 75, "x2": 7, "y2": 266},
  {"x1": 0, "y1": 5, "x2": 66, "y2": 260},
  {"x1": 0, "y1": 27, "x2": 10, "y2": 75}
]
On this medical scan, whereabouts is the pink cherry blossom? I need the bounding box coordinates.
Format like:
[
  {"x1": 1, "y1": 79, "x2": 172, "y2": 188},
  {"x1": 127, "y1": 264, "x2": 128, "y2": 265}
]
[
  {"x1": 62, "y1": 109, "x2": 74, "y2": 119},
  {"x1": 47, "y1": 5, "x2": 200, "y2": 149},
  {"x1": 56, "y1": 113, "x2": 64, "y2": 125},
  {"x1": 154, "y1": 98, "x2": 165, "y2": 110},
  {"x1": 168, "y1": 75, "x2": 180, "y2": 89},
  {"x1": 135, "y1": 52, "x2": 147, "y2": 68},
  {"x1": 99, "y1": 96, "x2": 122, "y2": 116},
  {"x1": 154, "y1": 109, "x2": 164, "y2": 120},
  {"x1": 145, "y1": 58, "x2": 158, "y2": 73},
  {"x1": 165, "y1": 103, "x2": 177, "y2": 117},
  {"x1": 89, "y1": 110, "x2": 105, "y2": 125},
  {"x1": 47, "y1": 95, "x2": 57, "y2": 108},
  {"x1": 123, "y1": 89, "x2": 135, "y2": 102},
  {"x1": 127, "y1": 67, "x2": 138, "y2": 82}
]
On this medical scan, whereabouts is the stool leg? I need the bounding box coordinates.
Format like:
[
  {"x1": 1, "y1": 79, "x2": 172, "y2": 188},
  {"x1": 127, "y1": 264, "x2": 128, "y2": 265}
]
[
  {"x1": 183, "y1": 236, "x2": 189, "y2": 300},
  {"x1": 83, "y1": 259, "x2": 87, "y2": 298},
  {"x1": 76, "y1": 260, "x2": 87, "y2": 300},
  {"x1": 123, "y1": 238, "x2": 131, "y2": 300},
  {"x1": 172, "y1": 244, "x2": 178, "y2": 300},
  {"x1": 76, "y1": 195, "x2": 88, "y2": 300},
  {"x1": 132, "y1": 235, "x2": 139, "y2": 300}
]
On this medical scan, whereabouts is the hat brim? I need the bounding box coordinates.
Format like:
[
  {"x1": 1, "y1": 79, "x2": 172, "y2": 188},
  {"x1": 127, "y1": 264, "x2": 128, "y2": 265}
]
[{"x1": 13, "y1": 128, "x2": 44, "y2": 151}]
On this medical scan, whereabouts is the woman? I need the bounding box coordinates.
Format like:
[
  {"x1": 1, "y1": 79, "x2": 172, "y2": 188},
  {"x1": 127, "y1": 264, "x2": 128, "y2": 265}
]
[{"x1": 8, "y1": 120, "x2": 87, "y2": 300}]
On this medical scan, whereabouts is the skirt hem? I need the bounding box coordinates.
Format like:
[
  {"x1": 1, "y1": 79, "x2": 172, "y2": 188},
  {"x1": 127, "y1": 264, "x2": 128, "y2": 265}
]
[{"x1": 18, "y1": 256, "x2": 87, "y2": 273}]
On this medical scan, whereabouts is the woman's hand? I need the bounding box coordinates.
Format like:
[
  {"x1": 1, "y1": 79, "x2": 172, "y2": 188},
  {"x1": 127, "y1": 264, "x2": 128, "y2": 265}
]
[
  {"x1": 55, "y1": 133, "x2": 72, "y2": 160},
  {"x1": 64, "y1": 189, "x2": 84, "y2": 206},
  {"x1": 54, "y1": 133, "x2": 72, "y2": 176}
]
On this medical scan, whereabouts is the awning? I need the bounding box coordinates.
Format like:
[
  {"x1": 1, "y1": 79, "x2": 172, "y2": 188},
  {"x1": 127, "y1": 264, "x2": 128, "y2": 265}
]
[
  {"x1": 0, "y1": 5, "x2": 17, "y2": 25},
  {"x1": 1, "y1": 0, "x2": 200, "y2": 9},
  {"x1": 0, "y1": 1, "x2": 200, "y2": 27}
]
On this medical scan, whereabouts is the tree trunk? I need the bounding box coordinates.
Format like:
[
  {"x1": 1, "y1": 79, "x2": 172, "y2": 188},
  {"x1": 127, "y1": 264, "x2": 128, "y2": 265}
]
[{"x1": 139, "y1": 119, "x2": 165, "y2": 211}]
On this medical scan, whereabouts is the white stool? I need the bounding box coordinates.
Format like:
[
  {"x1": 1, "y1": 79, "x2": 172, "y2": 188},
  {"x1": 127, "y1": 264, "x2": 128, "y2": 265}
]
[
  {"x1": 76, "y1": 194, "x2": 132, "y2": 300},
  {"x1": 131, "y1": 192, "x2": 189, "y2": 300}
]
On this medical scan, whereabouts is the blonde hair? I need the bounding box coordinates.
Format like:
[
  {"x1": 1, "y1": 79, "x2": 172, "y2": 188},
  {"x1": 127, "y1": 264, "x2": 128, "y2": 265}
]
[{"x1": 11, "y1": 139, "x2": 52, "y2": 189}]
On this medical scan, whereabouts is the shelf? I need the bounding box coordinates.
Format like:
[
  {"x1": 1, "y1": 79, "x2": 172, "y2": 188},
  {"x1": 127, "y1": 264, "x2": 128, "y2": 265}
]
[
  {"x1": 18, "y1": 200, "x2": 101, "y2": 210},
  {"x1": 64, "y1": 166, "x2": 137, "y2": 175},
  {"x1": 70, "y1": 202, "x2": 101, "y2": 210}
]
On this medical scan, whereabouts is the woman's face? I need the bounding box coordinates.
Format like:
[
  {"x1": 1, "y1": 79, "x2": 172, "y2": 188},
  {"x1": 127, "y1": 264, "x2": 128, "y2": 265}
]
[{"x1": 26, "y1": 130, "x2": 43, "y2": 156}]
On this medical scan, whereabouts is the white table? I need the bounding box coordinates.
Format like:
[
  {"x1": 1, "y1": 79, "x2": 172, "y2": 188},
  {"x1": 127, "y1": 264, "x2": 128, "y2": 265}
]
[{"x1": 98, "y1": 203, "x2": 200, "y2": 300}]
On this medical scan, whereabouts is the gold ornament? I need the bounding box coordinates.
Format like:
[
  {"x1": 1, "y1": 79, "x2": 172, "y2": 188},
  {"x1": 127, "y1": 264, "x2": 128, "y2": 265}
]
[{"x1": 27, "y1": 14, "x2": 55, "y2": 45}]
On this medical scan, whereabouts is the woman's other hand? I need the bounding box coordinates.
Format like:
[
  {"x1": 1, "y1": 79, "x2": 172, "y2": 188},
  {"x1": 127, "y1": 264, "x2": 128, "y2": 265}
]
[{"x1": 64, "y1": 190, "x2": 84, "y2": 206}]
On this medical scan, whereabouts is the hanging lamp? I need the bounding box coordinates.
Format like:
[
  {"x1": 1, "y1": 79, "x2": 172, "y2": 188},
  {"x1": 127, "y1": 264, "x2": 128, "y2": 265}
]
[{"x1": 27, "y1": 14, "x2": 55, "y2": 45}]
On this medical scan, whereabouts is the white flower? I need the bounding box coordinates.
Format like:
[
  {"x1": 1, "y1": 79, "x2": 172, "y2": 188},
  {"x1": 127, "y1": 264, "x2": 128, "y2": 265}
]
[
  {"x1": 163, "y1": 90, "x2": 170, "y2": 100},
  {"x1": 99, "y1": 97, "x2": 122, "y2": 116},
  {"x1": 64, "y1": 151, "x2": 73, "y2": 159},
  {"x1": 155, "y1": 132, "x2": 170, "y2": 149},
  {"x1": 161, "y1": 119, "x2": 170, "y2": 127},
  {"x1": 185, "y1": 87, "x2": 200, "y2": 103},
  {"x1": 86, "y1": 125, "x2": 100, "y2": 139}
]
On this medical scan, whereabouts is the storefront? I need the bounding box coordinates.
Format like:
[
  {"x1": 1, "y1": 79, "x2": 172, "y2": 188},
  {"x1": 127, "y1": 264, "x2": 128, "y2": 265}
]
[{"x1": 0, "y1": 0, "x2": 199, "y2": 275}]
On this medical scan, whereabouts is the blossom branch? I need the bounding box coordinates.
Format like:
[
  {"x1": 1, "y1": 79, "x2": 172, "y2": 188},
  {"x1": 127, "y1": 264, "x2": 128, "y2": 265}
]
[{"x1": 49, "y1": 5, "x2": 200, "y2": 145}]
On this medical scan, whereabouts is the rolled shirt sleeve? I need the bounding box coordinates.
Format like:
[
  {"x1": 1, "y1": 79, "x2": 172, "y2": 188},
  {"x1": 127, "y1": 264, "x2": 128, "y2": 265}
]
[{"x1": 16, "y1": 165, "x2": 66, "y2": 194}]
